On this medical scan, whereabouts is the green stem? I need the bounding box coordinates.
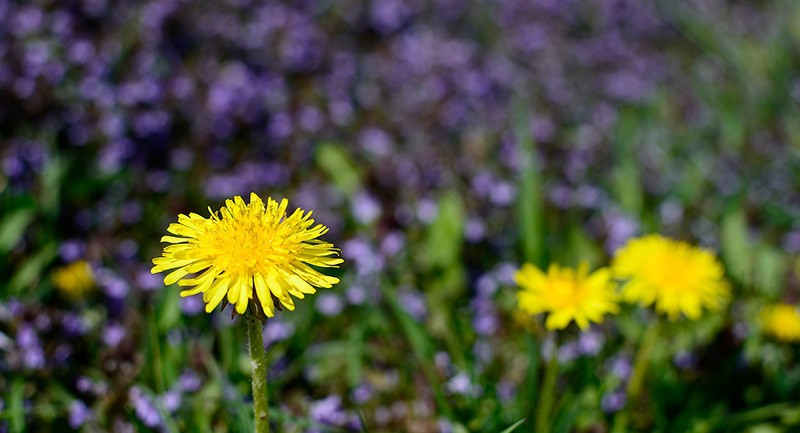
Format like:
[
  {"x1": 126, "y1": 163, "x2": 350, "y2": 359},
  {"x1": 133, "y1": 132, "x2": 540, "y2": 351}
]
[
  {"x1": 614, "y1": 320, "x2": 660, "y2": 432},
  {"x1": 628, "y1": 320, "x2": 659, "y2": 400},
  {"x1": 248, "y1": 318, "x2": 270, "y2": 433},
  {"x1": 535, "y1": 348, "x2": 558, "y2": 433},
  {"x1": 524, "y1": 333, "x2": 540, "y2": 428}
]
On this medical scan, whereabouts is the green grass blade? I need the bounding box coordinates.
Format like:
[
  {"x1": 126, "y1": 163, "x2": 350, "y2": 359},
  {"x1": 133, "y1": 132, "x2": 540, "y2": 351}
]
[{"x1": 499, "y1": 418, "x2": 527, "y2": 433}]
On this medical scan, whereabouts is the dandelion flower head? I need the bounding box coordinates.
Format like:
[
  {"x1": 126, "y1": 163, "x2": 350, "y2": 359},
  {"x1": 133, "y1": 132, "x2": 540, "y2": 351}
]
[
  {"x1": 761, "y1": 304, "x2": 800, "y2": 343},
  {"x1": 52, "y1": 260, "x2": 94, "y2": 298},
  {"x1": 516, "y1": 262, "x2": 620, "y2": 331},
  {"x1": 612, "y1": 235, "x2": 729, "y2": 320},
  {"x1": 151, "y1": 193, "x2": 343, "y2": 317}
]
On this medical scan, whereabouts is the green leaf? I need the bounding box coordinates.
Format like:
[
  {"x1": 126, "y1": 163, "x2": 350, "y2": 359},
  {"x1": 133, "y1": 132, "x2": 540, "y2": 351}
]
[
  {"x1": 424, "y1": 192, "x2": 465, "y2": 269},
  {"x1": 0, "y1": 209, "x2": 35, "y2": 253},
  {"x1": 316, "y1": 143, "x2": 361, "y2": 195},
  {"x1": 8, "y1": 379, "x2": 25, "y2": 433},
  {"x1": 562, "y1": 227, "x2": 603, "y2": 269},
  {"x1": 347, "y1": 323, "x2": 364, "y2": 388},
  {"x1": 513, "y1": 103, "x2": 545, "y2": 266},
  {"x1": 7, "y1": 244, "x2": 57, "y2": 295},
  {"x1": 39, "y1": 153, "x2": 65, "y2": 216},
  {"x1": 158, "y1": 289, "x2": 181, "y2": 331},
  {"x1": 720, "y1": 210, "x2": 752, "y2": 286},
  {"x1": 612, "y1": 158, "x2": 643, "y2": 216},
  {"x1": 611, "y1": 110, "x2": 643, "y2": 216},
  {"x1": 499, "y1": 418, "x2": 527, "y2": 433},
  {"x1": 753, "y1": 245, "x2": 787, "y2": 299}
]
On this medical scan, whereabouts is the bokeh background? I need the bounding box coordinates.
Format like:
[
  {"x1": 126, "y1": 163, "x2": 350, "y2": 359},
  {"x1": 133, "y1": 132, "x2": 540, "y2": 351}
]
[{"x1": 3, "y1": 0, "x2": 800, "y2": 431}]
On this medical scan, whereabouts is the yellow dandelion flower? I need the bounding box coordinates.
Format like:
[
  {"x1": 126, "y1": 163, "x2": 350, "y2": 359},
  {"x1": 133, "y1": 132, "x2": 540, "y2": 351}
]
[
  {"x1": 151, "y1": 193, "x2": 343, "y2": 317},
  {"x1": 612, "y1": 235, "x2": 730, "y2": 320},
  {"x1": 52, "y1": 260, "x2": 95, "y2": 298},
  {"x1": 761, "y1": 304, "x2": 800, "y2": 343},
  {"x1": 515, "y1": 262, "x2": 620, "y2": 331}
]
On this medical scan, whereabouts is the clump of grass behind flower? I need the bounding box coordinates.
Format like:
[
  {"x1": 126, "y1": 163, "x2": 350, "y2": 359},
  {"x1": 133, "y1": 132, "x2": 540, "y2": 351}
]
[
  {"x1": 515, "y1": 262, "x2": 620, "y2": 331},
  {"x1": 52, "y1": 260, "x2": 95, "y2": 299}
]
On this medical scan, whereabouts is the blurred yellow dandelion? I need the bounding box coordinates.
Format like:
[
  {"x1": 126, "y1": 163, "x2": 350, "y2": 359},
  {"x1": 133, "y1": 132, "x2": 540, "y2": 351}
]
[
  {"x1": 515, "y1": 262, "x2": 620, "y2": 331},
  {"x1": 52, "y1": 260, "x2": 94, "y2": 298},
  {"x1": 151, "y1": 193, "x2": 343, "y2": 317},
  {"x1": 612, "y1": 235, "x2": 729, "y2": 320},
  {"x1": 762, "y1": 304, "x2": 800, "y2": 343}
]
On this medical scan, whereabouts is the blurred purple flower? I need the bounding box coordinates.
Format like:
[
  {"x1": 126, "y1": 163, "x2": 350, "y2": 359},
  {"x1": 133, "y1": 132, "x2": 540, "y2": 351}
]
[
  {"x1": 351, "y1": 384, "x2": 374, "y2": 405},
  {"x1": 434, "y1": 351, "x2": 452, "y2": 375},
  {"x1": 129, "y1": 387, "x2": 161, "y2": 428},
  {"x1": 380, "y1": 231, "x2": 405, "y2": 257},
  {"x1": 605, "y1": 212, "x2": 638, "y2": 253},
  {"x1": 558, "y1": 342, "x2": 580, "y2": 364},
  {"x1": 601, "y1": 390, "x2": 627, "y2": 413},
  {"x1": 53, "y1": 343, "x2": 73, "y2": 365},
  {"x1": 609, "y1": 356, "x2": 632, "y2": 380},
  {"x1": 489, "y1": 181, "x2": 516, "y2": 206},
  {"x1": 371, "y1": 0, "x2": 412, "y2": 34},
  {"x1": 416, "y1": 199, "x2": 438, "y2": 224},
  {"x1": 95, "y1": 268, "x2": 130, "y2": 299},
  {"x1": 344, "y1": 286, "x2": 367, "y2": 305},
  {"x1": 69, "y1": 400, "x2": 92, "y2": 429},
  {"x1": 0, "y1": 331, "x2": 13, "y2": 351},
  {"x1": 5, "y1": 299, "x2": 25, "y2": 319},
  {"x1": 359, "y1": 127, "x2": 393, "y2": 157},
  {"x1": 178, "y1": 371, "x2": 202, "y2": 393},
  {"x1": 438, "y1": 418, "x2": 455, "y2": 433},
  {"x1": 464, "y1": 217, "x2": 486, "y2": 242},
  {"x1": 119, "y1": 202, "x2": 143, "y2": 225},
  {"x1": 180, "y1": 295, "x2": 205, "y2": 316},
  {"x1": 578, "y1": 331, "x2": 604, "y2": 356},
  {"x1": 146, "y1": 171, "x2": 172, "y2": 193},
  {"x1": 16, "y1": 324, "x2": 45, "y2": 370},
  {"x1": 444, "y1": 372, "x2": 475, "y2": 396},
  {"x1": 351, "y1": 192, "x2": 382, "y2": 225},
  {"x1": 263, "y1": 319, "x2": 295, "y2": 347},
  {"x1": 117, "y1": 239, "x2": 139, "y2": 259},
  {"x1": 674, "y1": 351, "x2": 697, "y2": 370},
  {"x1": 733, "y1": 322, "x2": 749, "y2": 341},
  {"x1": 102, "y1": 323, "x2": 125, "y2": 347},
  {"x1": 472, "y1": 340, "x2": 493, "y2": 365},
  {"x1": 309, "y1": 395, "x2": 347, "y2": 426},
  {"x1": 136, "y1": 270, "x2": 162, "y2": 291},
  {"x1": 316, "y1": 293, "x2": 344, "y2": 317},
  {"x1": 398, "y1": 288, "x2": 427, "y2": 321},
  {"x1": 473, "y1": 312, "x2": 499, "y2": 337},
  {"x1": 497, "y1": 380, "x2": 516, "y2": 402},
  {"x1": 160, "y1": 390, "x2": 181, "y2": 413},
  {"x1": 476, "y1": 274, "x2": 498, "y2": 297},
  {"x1": 59, "y1": 240, "x2": 85, "y2": 262},
  {"x1": 493, "y1": 262, "x2": 518, "y2": 286}
]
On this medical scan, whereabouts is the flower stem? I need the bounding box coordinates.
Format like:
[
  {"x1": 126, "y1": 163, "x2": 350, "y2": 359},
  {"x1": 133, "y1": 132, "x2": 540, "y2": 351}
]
[
  {"x1": 248, "y1": 318, "x2": 269, "y2": 433},
  {"x1": 613, "y1": 320, "x2": 659, "y2": 432},
  {"x1": 628, "y1": 320, "x2": 659, "y2": 400},
  {"x1": 534, "y1": 348, "x2": 558, "y2": 433}
]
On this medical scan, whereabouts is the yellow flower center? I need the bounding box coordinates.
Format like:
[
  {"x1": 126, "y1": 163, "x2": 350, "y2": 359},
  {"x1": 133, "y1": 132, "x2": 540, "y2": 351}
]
[
  {"x1": 547, "y1": 276, "x2": 588, "y2": 309},
  {"x1": 203, "y1": 208, "x2": 289, "y2": 275},
  {"x1": 645, "y1": 254, "x2": 696, "y2": 294}
]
